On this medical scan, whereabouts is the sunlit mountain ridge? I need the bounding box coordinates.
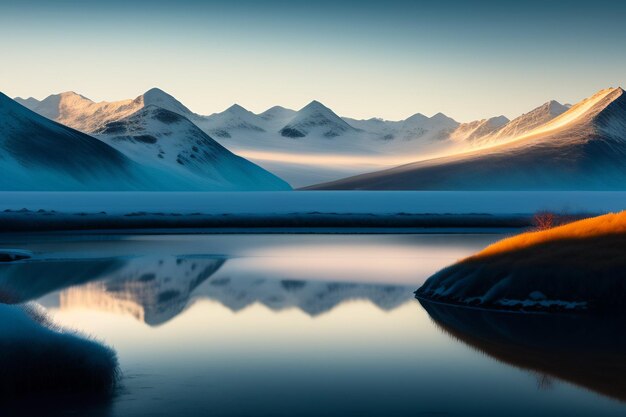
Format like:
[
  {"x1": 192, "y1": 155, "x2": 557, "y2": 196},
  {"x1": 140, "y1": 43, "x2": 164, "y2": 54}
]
[{"x1": 310, "y1": 87, "x2": 626, "y2": 190}]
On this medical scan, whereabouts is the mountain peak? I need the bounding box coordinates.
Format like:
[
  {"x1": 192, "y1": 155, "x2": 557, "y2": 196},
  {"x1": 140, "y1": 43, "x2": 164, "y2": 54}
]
[
  {"x1": 58, "y1": 91, "x2": 90, "y2": 100},
  {"x1": 12, "y1": 91, "x2": 93, "y2": 121},
  {"x1": 225, "y1": 103, "x2": 250, "y2": 114},
  {"x1": 280, "y1": 100, "x2": 354, "y2": 138},
  {"x1": 430, "y1": 112, "x2": 458, "y2": 125},
  {"x1": 140, "y1": 88, "x2": 192, "y2": 116},
  {"x1": 405, "y1": 112, "x2": 428, "y2": 123},
  {"x1": 142, "y1": 87, "x2": 175, "y2": 102},
  {"x1": 544, "y1": 100, "x2": 568, "y2": 116},
  {"x1": 262, "y1": 105, "x2": 290, "y2": 113},
  {"x1": 258, "y1": 105, "x2": 297, "y2": 124},
  {"x1": 488, "y1": 115, "x2": 510, "y2": 125},
  {"x1": 301, "y1": 100, "x2": 331, "y2": 112}
]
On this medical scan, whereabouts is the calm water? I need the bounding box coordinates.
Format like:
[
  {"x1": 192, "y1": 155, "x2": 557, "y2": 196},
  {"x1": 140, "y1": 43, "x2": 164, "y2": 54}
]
[{"x1": 1, "y1": 233, "x2": 625, "y2": 417}]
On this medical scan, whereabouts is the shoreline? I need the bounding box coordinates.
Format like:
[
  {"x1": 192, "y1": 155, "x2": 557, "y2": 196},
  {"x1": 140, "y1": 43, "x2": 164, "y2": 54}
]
[
  {"x1": 0, "y1": 191, "x2": 622, "y2": 232},
  {"x1": 0, "y1": 212, "x2": 533, "y2": 233}
]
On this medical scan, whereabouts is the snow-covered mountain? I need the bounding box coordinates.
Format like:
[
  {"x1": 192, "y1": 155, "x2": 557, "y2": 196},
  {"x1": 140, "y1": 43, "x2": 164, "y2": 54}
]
[
  {"x1": 0, "y1": 92, "x2": 176, "y2": 191},
  {"x1": 470, "y1": 100, "x2": 569, "y2": 146},
  {"x1": 279, "y1": 100, "x2": 357, "y2": 138},
  {"x1": 496, "y1": 100, "x2": 568, "y2": 139},
  {"x1": 0, "y1": 94, "x2": 289, "y2": 191},
  {"x1": 16, "y1": 88, "x2": 195, "y2": 134},
  {"x1": 196, "y1": 104, "x2": 267, "y2": 138},
  {"x1": 14, "y1": 92, "x2": 83, "y2": 121},
  {"x1": 308, "y1": 87, "x2": 626, "y2": 190},
  {"x1": 15, "y1": 89, "x2": 469, "y2": 187},
  {"x1": 16, "y1": 87, "x2": 608, "y2": 189},
  {"x1": 258, "y1": 105, "x2": 297, "y2": 125},
  {"x1": 94, "y1": 105, "x2": 290, "y2": 190},
  {"x1": 346, "y1": 112, "x2": 459, "y2": 142},
  {"x1": 399, "y1": 112, "x2": 459, "y2": 141}
]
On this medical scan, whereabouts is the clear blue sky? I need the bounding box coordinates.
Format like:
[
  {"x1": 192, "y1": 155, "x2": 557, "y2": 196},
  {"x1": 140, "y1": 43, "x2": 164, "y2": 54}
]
[{"x1": 1, "y1": 0, "x2": 625, "y2": 121}]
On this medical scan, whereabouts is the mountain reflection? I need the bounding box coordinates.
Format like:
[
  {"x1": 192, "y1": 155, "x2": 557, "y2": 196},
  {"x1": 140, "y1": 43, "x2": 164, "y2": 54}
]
[
  {"x1": 419, "y1": 299, "x2": 626, "y2": 402},
  {"x1": 61, "y1": 257, "x2": 226, "y2": 326},
  {"x1": 1, "y1": 255, "x2": 415, "y2": 325}
]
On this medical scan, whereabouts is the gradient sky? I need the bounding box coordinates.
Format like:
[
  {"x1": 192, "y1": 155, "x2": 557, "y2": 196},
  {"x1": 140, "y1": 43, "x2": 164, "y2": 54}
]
[{"x1": 1, "y1": 0, "x2": 626, "y2": 122}]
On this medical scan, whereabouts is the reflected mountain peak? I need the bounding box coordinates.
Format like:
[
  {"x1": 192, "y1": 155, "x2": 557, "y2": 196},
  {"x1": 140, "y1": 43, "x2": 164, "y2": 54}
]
[{"x1": 60, "y1": 256, "x2": 226, "y2": 326}]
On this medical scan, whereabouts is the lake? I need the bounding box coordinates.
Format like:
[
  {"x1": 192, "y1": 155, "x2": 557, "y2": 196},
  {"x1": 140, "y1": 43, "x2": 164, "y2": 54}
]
[{"x1": 1, "y1": 233, "x2": 625, "y2": 417}]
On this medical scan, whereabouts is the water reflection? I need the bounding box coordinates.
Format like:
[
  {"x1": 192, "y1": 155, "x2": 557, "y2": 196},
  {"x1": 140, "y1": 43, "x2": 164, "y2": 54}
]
[
  {"x1": 2, "y1": 234, "x2": 626, "y2": 417},
  {"x1": 1, "y1": 254, "x2": 416, "y2": 326},
  {"x1": 419, "y1": 299, "x2": 626, "y2": 403},
  {"x1": 60, "y1": 257, "x2": 415, "y2": 324},
  {"x1": 61, "y1": 257, "x2": 227, "y2": 326}
]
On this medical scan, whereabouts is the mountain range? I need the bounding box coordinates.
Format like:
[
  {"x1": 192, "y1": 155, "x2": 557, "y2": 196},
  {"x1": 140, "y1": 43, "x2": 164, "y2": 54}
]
[
  {"x1": 310, "y1": 88, "x2": 626, "y2": 190},
  {"x1": 11, "y1": 85, "x2": 626, "y2": 189}
]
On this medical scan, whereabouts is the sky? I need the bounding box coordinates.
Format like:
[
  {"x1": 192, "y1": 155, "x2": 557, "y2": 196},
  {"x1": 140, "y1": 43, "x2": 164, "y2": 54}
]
[{"x1": 1, "y1": 0, "x2": 626, "y2": 122}]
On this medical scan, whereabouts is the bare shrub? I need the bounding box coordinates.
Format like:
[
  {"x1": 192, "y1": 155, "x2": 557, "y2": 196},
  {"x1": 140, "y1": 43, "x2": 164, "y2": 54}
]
[
  {"x1": 534, "y1": 211, "x2": 556, "y2": 230},
  {"x1": 533, "y1": 211, "x2": 579, "y2": 231}
]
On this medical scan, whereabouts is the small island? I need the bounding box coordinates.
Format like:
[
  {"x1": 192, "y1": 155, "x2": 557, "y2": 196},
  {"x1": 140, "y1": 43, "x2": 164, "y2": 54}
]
[{"x1": 416, "y1": 211, "x2": 626, "y2": 313}]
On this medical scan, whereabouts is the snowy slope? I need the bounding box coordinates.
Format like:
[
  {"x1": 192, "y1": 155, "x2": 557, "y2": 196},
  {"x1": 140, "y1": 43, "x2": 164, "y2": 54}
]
[
  {"x1": 493, "y1": 100, "x2": 568, "y2": 139},
  {"x1": 449, "y1": 116, "x2": 509, "y2": 142},
  {"x1": 309, "y1": 87, "x2": 626, "y2": 190},
  {"x1": 471, "y1": 100, "x2": 568, "y2": 146},
  {"x1": 279, "y1": 100, "x2": 357, "y2": 138},
  {"x1": 0, "y1": 93, "x2": 184, "y2": 191},
  {"x1": 94, "y1": 106, "x2": 291, "y2": 190}
]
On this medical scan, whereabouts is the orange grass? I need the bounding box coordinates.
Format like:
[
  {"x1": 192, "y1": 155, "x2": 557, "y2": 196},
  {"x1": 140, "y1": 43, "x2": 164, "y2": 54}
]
[{"x1": 469, "y1": 211, "x2": 626, "y2": 261}]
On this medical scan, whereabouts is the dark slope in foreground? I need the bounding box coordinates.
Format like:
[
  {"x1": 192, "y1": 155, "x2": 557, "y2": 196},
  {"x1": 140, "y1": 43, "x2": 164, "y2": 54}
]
[
  {"x1": 308, "y1": 88, "x2": 626, "y2": 190},
  {"x1": 416, "y1": 211, "x2": 626, "y2": 312}
]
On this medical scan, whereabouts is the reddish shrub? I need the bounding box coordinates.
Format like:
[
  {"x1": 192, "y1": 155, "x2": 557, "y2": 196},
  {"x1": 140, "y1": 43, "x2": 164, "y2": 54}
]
[{"x1": 534, "y1": 211, "x2": 556, "y2": 230}]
